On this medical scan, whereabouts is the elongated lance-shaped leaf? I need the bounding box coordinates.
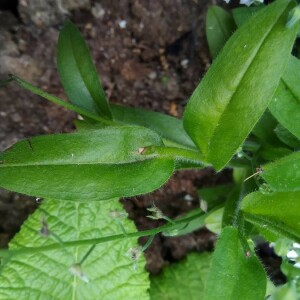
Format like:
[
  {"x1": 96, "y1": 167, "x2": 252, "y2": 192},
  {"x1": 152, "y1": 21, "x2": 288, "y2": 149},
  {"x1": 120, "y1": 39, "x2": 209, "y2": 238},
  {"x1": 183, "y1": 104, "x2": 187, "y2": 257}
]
[
  {"x1": 0, "y1": 198, "x2": 150, "y2": 299},
  {"x1": 75, "y1": 104, "x2": 197, "y2": 151},
  {"x1": 204, "y1": 227, "x2": 266, "y2": 300},
  {"x1": 242, "y1": 191, "x2": 300, "y2": 243},
  {"x1": 261, "y1": 151, "x2": 300, "y2": 192},
  {"x1": 150, "y1": 252, "x2": 212, "y2": 300},
  {"x1": 269, "y1": 56, "x2": 300, "y2": 140},
  {"x1": 206, "y1": 6, "x2": 236, "y2": 59},
  {"x1": 183, "y1": 0, "x2": 299, "y2": 170},
  {"x1": 57, "y1": 21, "x2": 112, "y2": 119},
  {"x1": 0, "y1": 126, "x2": 174, "y2": 201},
  {"x1": 111, "y1": 104, "x2": 197, "y2": 150}
]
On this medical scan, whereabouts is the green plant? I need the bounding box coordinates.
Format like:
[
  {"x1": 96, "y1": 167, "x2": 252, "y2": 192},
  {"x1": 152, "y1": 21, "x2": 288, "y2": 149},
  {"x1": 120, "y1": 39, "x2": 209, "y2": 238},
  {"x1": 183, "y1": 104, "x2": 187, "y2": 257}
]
[{"x1": 0, "y1": 0, "x2": 300, "y2": 298}]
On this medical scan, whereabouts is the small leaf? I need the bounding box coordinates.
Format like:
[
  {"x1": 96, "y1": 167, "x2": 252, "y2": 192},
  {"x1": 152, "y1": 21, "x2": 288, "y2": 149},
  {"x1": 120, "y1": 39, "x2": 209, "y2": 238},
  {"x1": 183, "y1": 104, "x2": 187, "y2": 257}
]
[
  {"x1": 204, "y1": 227, "x2": 267, "y2": 300},
  {"x1": 149, "y1": 252, "x2": 212, "y2": 300},
  {"x1": 242, "y1": 191, "x2": 300, "y2": 242},
  {"x1": 183, "y1": 0, "x2": 299, "y2": 170},
  {"x1": 57, "y1": 21, "x2": 112, "y2": 119},
  {"x1": 206, "y1": 6, "x2": 236, "y2": 59},
  {"x1": 261, "y1": 151, "x2": 300, "y2": 192},
  {"x1": 0, "y1": 127, "x2": 174, "y2": 201},
  {"x1": 0, "y1": 199, "x2": 150, "y2": 299},
  {"x1": 269, "y1": 56, "x2": 300, "y2": 140}
]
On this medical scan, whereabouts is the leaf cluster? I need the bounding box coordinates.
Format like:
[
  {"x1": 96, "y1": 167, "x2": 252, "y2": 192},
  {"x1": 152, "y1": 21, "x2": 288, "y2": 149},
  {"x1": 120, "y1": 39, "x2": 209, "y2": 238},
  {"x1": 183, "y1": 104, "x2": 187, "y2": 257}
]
[{"x1": 1, "y1": 0, "x2": 300, "y2": 299}]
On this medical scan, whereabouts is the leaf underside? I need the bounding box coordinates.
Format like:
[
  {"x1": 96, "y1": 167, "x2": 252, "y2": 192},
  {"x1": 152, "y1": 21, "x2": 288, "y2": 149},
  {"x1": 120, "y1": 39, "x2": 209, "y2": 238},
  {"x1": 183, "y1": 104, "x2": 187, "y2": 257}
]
[
  {"x1": 0, "y1": 199, "x2": 149, "y2": 300},
  {"x1": 149, "y1": 252, "x2": 212, "y2": 300}
]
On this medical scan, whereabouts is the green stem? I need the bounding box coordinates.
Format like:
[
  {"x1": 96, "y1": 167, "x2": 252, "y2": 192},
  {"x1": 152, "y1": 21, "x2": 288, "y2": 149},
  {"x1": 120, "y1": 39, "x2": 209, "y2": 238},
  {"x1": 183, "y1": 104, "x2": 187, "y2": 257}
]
[
  {"x1": 141, "y1": 235, "x2": 155, "y2": 252},
  {"x1": 0, "y1": 77, "x2": 13, "y2": 87},
  {"x1": 8, "y1": 75, "x2": 115, "y2": 125},
  {"x1": 0, "y1": 211, "x2": 203, "y2": 258},
  {"x1": 144, "y1": 145, "x2": 207, "y2": 166},
  {"x1": 115, "y1": 219, "x2": 128, "y2": 237},
  {"x1": 79, "y1": 244, "x2": 96, "y2": 265}
]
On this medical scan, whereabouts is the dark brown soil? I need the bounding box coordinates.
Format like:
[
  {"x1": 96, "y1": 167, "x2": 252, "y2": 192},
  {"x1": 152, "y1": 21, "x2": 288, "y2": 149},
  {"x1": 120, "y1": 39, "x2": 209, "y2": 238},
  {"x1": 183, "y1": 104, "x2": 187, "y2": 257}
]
[{"x1": 0, "y1": 0, "x2": 282, "y2": 279}]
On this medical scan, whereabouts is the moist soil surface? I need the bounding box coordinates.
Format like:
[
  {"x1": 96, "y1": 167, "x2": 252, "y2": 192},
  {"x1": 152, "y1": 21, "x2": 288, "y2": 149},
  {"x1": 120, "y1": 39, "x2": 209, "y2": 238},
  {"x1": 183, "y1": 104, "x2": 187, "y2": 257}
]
[{"x1": 0, "y1": 0, "x2": 283, "y2": 282}]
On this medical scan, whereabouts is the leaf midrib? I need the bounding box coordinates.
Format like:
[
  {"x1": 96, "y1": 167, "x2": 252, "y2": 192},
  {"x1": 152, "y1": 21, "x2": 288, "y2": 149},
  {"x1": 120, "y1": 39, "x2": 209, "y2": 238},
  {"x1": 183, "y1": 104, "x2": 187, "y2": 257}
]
[{"x1": 0, "y1": 157, "x2": 157, "y2": 167}]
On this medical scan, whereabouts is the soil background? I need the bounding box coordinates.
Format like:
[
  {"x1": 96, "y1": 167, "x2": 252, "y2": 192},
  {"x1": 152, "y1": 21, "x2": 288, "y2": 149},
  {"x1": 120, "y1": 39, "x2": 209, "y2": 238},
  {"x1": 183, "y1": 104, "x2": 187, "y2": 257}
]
[{"x1": 0, "y1": 0, "x2": 283, "y2": 282}]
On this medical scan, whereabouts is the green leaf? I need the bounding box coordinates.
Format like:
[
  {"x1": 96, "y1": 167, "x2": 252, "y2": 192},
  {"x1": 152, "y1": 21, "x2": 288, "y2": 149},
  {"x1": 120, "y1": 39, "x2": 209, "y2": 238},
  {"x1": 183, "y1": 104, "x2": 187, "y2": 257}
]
[
  {"x1": 149, "y1": 252, "x2": 212, "y2": 300},
  {"x1": 183, "y1": 0, "x2": 299, "y2": 170},
  {"x1": 274, "y1": 124, "x2": 300, "y2": 149},
  {"x1": 232, "y1": 5, "x2": 265, "y2": 27},
  {"x1": 0, "y1": 198, "x2": 150, "y2": 299},
  {"x1": 0, "y1": 127, "x2": 174, "y2": 201},
  {"x1": 205, "y1": 208, "x2": 224, "y2": 235},
  {"x1": 252, "y1": 110, "x2": 281, "y2": 146},
  {"x1": 204, "y1": 227, "x2": 267, "y2": 300},
  {"x1": 57, "y1": 21, "x2": 112, "y2": 119},
  {"x1": 242, "y1": 191, "x2": 300, "y2": 242},
  {"x1": 111, "y1": 104, "x2": 196, "y2": 150},
  {"x1": 206, "y1": 6, "x2": 236, "y2": 59},
  {"x1": 76, "y1": 104, "x2": 196, "y2": 150},
  {"x1": 251, "y1": 110, "x2": 293, "y2": 161},
  {"x1": 261, "y1": 151, "x2": 300, "y2": 192},
  {"x1": 269, "y1": 56, "x2": 300, "y2": 140}
]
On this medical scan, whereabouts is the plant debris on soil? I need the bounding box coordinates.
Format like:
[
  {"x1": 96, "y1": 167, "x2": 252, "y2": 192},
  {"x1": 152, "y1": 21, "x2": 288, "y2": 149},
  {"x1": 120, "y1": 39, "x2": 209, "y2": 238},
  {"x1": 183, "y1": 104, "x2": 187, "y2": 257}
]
[{"x1": 0, "y1": 0, "x2": 284, "y2": 281}]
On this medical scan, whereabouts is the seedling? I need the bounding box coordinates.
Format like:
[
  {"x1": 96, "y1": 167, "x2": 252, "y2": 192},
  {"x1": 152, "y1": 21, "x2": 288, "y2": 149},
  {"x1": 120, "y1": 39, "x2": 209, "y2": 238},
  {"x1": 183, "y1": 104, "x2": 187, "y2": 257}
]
[{"x1": 0, "y1": 0, "x2": 300, "y2": 299}]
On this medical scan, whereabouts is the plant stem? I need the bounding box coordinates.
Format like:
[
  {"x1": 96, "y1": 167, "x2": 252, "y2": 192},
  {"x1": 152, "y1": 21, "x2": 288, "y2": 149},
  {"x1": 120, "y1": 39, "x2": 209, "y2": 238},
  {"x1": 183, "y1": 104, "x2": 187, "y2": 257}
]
[
  {"x1": 79, "y1": 244, "x2": 97, "y2": 265},
  {"x1": 0, "y1": 211, "x2": 203, "y2": 258},
  {"x1": 144, "y1": 145, "x2": 206, "y2": 166},
  {"x1": 141, "y1": 235, "x2": 155, "y2": 252},
  {"x1": 8, "y1": 75, "x2": 115, "y2": 125}
]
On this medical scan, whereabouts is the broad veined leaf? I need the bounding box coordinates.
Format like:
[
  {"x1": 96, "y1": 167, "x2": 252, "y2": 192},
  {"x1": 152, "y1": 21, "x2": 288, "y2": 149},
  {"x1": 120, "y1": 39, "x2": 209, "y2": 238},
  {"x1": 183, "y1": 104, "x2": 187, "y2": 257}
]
[
  {"x1": 204, "y1": 227, "x2": 266, "y2": 300},
  {"x1": 0, "y1": 127, "x2": 175, "y2": 201},
  {"x1": 57, "y1": 21, "x2": 112, "y2": 119},
  {"x1": 183, "y1": 0, "x2": 299, "y2": 170},
  {"x1": 0, "y1": 198, "x2": 150, "y2": 299},
  {"x1": 149, "y1": 252, "x2": 212, "y2": 300},
  {"x1": 261, "y1": 151, "x2": 300, "y2": 192},
  {"x1": 269, "y1": 56, "x2": 300, "y2": 140},
  {"x1": 206, "y1": 6, "x2": 236, "y2": 59},
  {"x1": 242, "y1": 191, "x2": 300, "y2": 242}
]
